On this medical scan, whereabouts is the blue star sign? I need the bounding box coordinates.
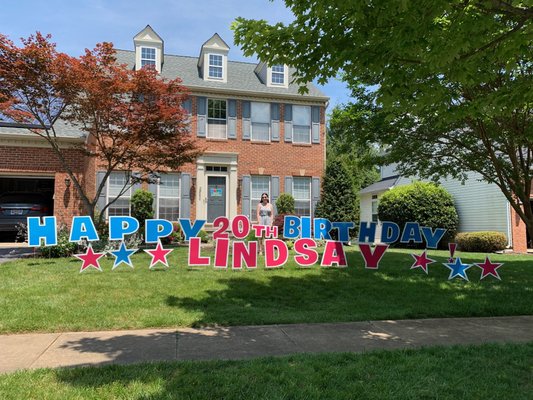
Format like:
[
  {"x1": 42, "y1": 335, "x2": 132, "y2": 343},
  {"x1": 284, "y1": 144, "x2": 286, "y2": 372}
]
[
  {"x1": 444, "y1": 257, "x2": 471, "y2": 281},
  {"x1": 110, "y1": 242, "x2": 137, "y2": 270}
]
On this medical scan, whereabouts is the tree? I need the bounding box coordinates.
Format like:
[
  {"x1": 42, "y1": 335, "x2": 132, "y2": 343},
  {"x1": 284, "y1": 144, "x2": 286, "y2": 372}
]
[
  {"x1": 0, "y1": 33, "x2": 200, "y2": 226},
  {"x1": 314, "y1": 161, "x2": 358, "y2": 240},
  {"x1": 232, "y1": 2, "x2": 533, "y2": 236},
  {"x1": 327, "y1": 87, "x2": 381, "y2": 195}
]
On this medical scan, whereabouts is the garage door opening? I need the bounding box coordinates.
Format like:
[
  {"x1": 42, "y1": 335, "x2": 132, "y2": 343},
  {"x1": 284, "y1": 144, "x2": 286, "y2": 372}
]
[{"x1": 0, "y1": 176, "x2": 55, "y2": 242}]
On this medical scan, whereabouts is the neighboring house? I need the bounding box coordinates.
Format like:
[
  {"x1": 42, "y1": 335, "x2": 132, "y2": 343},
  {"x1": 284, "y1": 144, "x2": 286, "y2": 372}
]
[
  {"x1": 0, "y1": 26, "x2": 328, "y2": 229},
  {"x1": 360, "y1": 164, "x2": 529, "y2": 252}
]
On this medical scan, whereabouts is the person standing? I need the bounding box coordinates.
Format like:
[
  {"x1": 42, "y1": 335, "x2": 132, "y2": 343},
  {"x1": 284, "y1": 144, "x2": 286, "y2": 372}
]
[{"x1": 256, "y1": 192, "x2": 274, "y2": 255}]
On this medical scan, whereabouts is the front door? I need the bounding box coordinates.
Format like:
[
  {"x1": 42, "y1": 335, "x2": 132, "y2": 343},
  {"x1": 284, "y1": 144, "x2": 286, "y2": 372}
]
[{"x1": 207, "y1": 176, "x2": 226, "y2": 223}]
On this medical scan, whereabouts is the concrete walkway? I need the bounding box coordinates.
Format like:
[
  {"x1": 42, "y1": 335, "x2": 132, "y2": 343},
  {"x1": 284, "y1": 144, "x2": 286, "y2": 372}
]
[
  {"x1": 0, "y1": 244, "x2": 37, "y2": 264},
  {"x1": 1, "y1": 315, "x2": 531, "y2": 374}
]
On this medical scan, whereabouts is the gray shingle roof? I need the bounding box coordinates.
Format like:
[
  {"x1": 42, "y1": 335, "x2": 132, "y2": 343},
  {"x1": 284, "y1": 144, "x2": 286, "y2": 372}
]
[
  {"x1": 360, "y1": 176, "x2": 400, "y2": 194},
  {"x1": 0, "y1": 119, "x2": 85, "y2": 140},
  {"x1": 115, "y1": 50, "x2": 328, "y2": 101}
]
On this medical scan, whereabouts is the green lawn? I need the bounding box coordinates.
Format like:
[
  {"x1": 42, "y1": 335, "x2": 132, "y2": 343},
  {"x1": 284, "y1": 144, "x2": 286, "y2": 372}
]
[
  {"x1": 0, "y1": 343, "x2": 531, "y2": 400},
  {"x1": 0, "y1": 246, "x2": 532, "y2": 333}
]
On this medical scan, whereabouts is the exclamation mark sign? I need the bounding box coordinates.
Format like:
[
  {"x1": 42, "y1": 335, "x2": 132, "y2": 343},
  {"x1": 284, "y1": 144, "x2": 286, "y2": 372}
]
[{"x1": 448, "y1": 243, "x2": 457, "y2": 263}]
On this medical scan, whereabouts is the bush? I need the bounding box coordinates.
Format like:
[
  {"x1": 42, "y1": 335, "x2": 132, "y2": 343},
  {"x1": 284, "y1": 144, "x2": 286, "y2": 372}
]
[
  {"x1": 244, "y1": 229, "x2": 258, "y2": 242},
  {"x1": 162, "y1": 222, "x2": 183, "y2": 245},
  {"x1": 456, "y1": 231, "x2": 507, "y2": 253},
  {"x1": 40, "y1": 226, "x2": 78, "y2": 258},
  {"x1": 198, "y1": 230, "x2": 209, "y2": 243},
  {"x1": 314, "y1": 161, "x2": 357, "y2": 240},
  {"x1": 273, "y1": 214, "x2": 287, "y2": 238},
  {"x1": 131, "y1": 189, "x2": 154, "y2": 230},
  {"x1": 276, "y1": 193, "x2": 295, "y2": 214},
  {"x1": 378, "y1": 181, "x2": 458, "y2": 247}
]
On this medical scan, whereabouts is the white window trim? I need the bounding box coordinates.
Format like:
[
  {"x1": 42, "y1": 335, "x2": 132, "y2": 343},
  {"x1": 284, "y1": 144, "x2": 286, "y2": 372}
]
[
  {"x1": 140, "y1": 46, "x2": 157, "y2": 69},
  {"x1": 156, "y1": 174, "x2": 181, "y2": 221},
  {"x1": 207, "y1": 53, "x2": 224, "y2": 80},
  {"x1": 292, "y1": 105, "x2": 312, "y2": 144},
  {"x1": 207, "y1": 98, "x2": 228, "y2": 139},
  {"x1": 251, "y1": 102, "x2": 271, "y2": 143},
  {"x1": 106, "y1": 172, "x2": 132, "y2": 218},
  {"x1": 371, "y1": 195, "x2": 379, "y2": 223},
  {"x1": 293, "y1": 177, "x2": 311, "y2": 217},
  {"x1": 267, "y1": 64, "x2": 288, "y2": 88},
  {"x1": 251, "y1": 175, "x2": 271, "y2": 222}
]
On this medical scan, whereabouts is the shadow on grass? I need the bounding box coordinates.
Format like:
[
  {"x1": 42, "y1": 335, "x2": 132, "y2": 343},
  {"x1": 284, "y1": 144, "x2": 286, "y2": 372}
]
[{"x1": 161, "y1": 250, "x2": 533, "y2": 327}]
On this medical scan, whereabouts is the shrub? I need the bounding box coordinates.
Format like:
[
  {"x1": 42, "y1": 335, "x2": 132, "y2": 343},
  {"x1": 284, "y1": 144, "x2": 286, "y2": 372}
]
[
  {"x1": 131, "y1": 189, "x2": 154, "y2": 230},
  {"x1": 244, "y1": 229, "x2": 258, "y2": 242},
  {"x1": 378, "y1": 181, "x2": 458, "y2": 247},
  {"x1": 456, "y1": 231, "x2": 507, "y2": 253},
  {"x1": 162, "y1": 222, "x2": 183, "y2": 245},
  {"x1": 276, "y1": 193, "x2": 295, "y2": 214},
  {"x1": 40, "y1": 226, "x2": 78, "y2": 258},
  {"x1": 314, "y1": 161, "x2": 357, "y2": 240},
  {"x1": 273, "y1": 214, "x2": 287, "y2": 238},
  {"x1": 198, "y1": 230, "x2": 209, "y2": 243}
]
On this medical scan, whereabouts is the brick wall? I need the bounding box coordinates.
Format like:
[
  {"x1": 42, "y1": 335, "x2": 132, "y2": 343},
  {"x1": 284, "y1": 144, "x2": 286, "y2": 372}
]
[
  {"x1": 510, "y1": 207, "x2": 528, "y2": 253},
  {"x1": 0, "y1": 145, "x2": 90, "y2": 226},
  {"x1": 176, "y1": 97, "x2": 326, "y2": 217}
]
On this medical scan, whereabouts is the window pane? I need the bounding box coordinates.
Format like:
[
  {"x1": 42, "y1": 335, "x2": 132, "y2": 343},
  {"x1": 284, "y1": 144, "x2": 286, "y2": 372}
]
[
  {"x1": 141, "y1": 48, "x2": 156, "y2": 59},
  {"x1": 251, "y1": 176, "x2": 270, "y2": 219},
  {"x1": 272, "y1": 73, "x2": 284, "y2": 84},
  {"x1": 209, "y1": 54, "x2": 222, "y2": 66},
  {"x1": 109, "y1": 173, "x2": 129, "y2": 197},
  {"x1": 271, "y1": 66, "x2": 285, "y2": 84},
  {"x1": 159, "y1": 198, "x2": 180, "y2": 221},
  {"x1": 293, "y1": 177, "x2": 310, "y2": 216},
  {"x1": 208, "y1": 99, "x2": 227, "y2": 138},
  {"x1": 251, "y1": 102, "x2": 270, "y2": 123},
  {"x1": 293, "y1": 105, "x2": 311, "y2": 125},
  {"x1": 209, "y1": 66, "x2": 222, "y2": 78},
  {"x1": 108, "y1": 199, "x2": 130, "y2": 217},
  {"x1": 208, "y1": 54, "x2": 223, "y2": 78},
  {"x1": 293, "y1": 125, "x2": 310, "y2": 143},
  {"x1": 160, "y1": 174, "x2": 179, "y2": 197},
  {"x1": 251, "y1": 123, "x2": 269, "y2": 141}
]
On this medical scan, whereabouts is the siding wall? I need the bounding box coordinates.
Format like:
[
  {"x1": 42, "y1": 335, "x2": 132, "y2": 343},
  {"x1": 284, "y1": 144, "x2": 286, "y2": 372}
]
[{"x1": 439, "y1": 172, "x2": 510, "y2": 242}]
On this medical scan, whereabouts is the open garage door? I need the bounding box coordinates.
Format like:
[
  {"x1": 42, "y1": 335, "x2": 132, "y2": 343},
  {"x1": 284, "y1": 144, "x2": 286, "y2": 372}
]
[{"x1": 0, "y1": 176, "x2": 55, "y2": 241}]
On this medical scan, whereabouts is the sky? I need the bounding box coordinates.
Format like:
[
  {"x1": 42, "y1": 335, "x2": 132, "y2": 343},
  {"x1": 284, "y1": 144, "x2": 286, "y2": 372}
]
[{"x1": 2, "y1": 0, "x2": 351, "y2": 109}]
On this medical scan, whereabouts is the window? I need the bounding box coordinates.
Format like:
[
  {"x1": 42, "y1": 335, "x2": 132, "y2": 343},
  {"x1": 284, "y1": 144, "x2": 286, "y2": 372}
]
[
  {"x1": 206, "y1": 166, "x2": 228, "y2": 172},
  {"x1": 107, "y1": 172, "x2": 132, "y2": 217},
  {"x1": 251, "y1": 176, "x2": 270, "y2": 220},
  {"x1": 157, "y1": 174, "x2": 180, "y2": 221},
  {"x1": 251, "y1": 102, "x2": 270, "y2": 142},
  {"x1": 271, "y1": 65, "x2": 285, "y2": 84},
  {"x1": 207, "y1": 99, "x2": 227, "y2": 139},
  {"x1": 208, "y1": 54, "x2": 223, "y2": 79},
  {"x1": 371, "y1": 195, "x2": 379, "y2": 223},
  {"x1": 292, "y1": 105, "x2": 311, "y2": 143},
  {"x1": 141, "y1": 47, "x2": 156, "y2": 69},
  {"x1": 293, "y1": 177, "x2": 311, "y2": 216}
]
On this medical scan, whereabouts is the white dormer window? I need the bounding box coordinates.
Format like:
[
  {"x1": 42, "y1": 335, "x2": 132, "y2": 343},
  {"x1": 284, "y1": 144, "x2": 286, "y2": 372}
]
[
  {"x1": 271, "y1": 65, "x2": 285, "y2": 85},
  {"x1": 208, "y1": 54, "x2": 223, "y2": 79},
  {"x1": 141, "y1": 47, "x2": 157, "y2": 69}
]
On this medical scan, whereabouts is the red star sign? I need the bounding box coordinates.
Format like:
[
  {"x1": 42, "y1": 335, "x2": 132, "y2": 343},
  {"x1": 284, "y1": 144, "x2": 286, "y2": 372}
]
[
  {"x1": 410, "y1": 250, "x2": 436, "y2": 274},
  {"x1": 75, "y1": 244, "x2": 105, "y2": 273},
  {"x1": 475, "y1": 256, "x2": 503, "y2": 280},
  {"x1": 144, "y1": 241, "x2": 173, "y2": 269}
]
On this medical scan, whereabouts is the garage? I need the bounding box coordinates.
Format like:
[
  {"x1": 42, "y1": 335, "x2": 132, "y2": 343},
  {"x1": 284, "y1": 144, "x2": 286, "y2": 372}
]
[{"x1": 0, "y1": 176, "x2": 55, "y2": 242}]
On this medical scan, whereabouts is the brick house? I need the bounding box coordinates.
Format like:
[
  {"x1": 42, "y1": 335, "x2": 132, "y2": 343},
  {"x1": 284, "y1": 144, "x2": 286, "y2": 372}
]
[{"x1": 0, "y1": 26, "x2": 328, "y2": 228}]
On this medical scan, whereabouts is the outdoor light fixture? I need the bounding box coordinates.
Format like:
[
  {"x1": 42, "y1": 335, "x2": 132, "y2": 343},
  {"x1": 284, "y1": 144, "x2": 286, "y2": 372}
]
[{"x1": 64, "y1": 177, "x2": 71, "y2": 188}]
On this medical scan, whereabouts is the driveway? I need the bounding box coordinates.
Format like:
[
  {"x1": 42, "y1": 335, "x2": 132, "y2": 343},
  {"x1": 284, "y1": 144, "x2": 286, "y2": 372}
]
[{"x1": 0, "y1": 245, "x2": 37, "y2": 264}]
